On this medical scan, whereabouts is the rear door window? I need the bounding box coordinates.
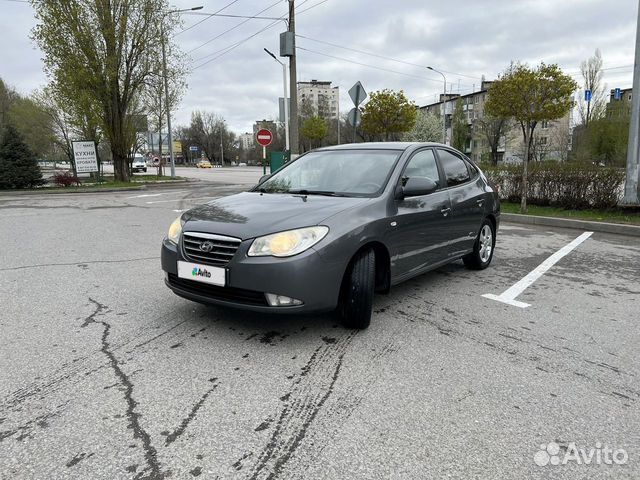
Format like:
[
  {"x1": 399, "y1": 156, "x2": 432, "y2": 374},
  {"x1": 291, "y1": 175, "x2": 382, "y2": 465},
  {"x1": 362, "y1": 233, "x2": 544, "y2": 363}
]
[{"x1": 437, "y1": 149, "x2": 471, "y2": 187}]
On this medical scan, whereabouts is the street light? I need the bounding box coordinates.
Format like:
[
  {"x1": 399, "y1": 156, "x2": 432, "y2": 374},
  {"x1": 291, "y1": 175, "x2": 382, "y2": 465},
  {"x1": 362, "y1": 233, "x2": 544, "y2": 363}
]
[
  {"x1": 427, "y1": 66, "x2": 447, "y2": 145},
  {"x1": 161, "y1": 5, "x2": 203, "y2": 178},
  {"x1": 264, "y1": 48, "x2": 290, "y2": 154}
]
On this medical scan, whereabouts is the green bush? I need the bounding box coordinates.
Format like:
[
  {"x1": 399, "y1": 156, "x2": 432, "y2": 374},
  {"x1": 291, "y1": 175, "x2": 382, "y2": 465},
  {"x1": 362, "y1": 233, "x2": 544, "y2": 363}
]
[
  {"x1": 482, "y1": 161, "x2": 625, "y2": 210},
  {"x1": 0, "y1": 124, "x2": 44, "y2": 189}
]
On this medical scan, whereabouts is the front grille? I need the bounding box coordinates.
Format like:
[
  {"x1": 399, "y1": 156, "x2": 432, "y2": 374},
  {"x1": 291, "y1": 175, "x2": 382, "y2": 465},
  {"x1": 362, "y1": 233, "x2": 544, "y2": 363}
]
[
  {"x1": 167, "y1": 274, "x2": 268, "y2": 306},
  {"x1": 182, "y1": 232, "x2": 241, "y2": 266}
]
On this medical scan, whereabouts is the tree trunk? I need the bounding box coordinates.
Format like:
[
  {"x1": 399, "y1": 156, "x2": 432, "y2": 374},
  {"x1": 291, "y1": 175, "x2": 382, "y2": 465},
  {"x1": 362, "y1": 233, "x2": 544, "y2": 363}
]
[
  {"x1": 491, "y1": 146, "x2": 499, "y2": 166},
  {"x1": 113, "y1": 152, "x2": 129, "y2": 182},
  {"x1": 158, "y1": 127, "x2": 164, "y2": 177},
  {"x1": 521, "y1": 129, "x2": 530, "y2": 213}
]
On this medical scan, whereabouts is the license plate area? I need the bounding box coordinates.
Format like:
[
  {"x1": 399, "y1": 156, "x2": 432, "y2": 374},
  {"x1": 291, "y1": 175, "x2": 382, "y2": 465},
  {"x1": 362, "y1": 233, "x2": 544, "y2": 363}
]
[{"x1": 177, "y1": 261, "x2": 226, "y2": 287}]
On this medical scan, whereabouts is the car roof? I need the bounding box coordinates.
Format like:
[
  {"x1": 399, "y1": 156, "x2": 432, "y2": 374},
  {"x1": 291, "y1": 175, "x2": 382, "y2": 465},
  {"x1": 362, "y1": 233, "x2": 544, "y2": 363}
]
[{"x1": 314, "y1": 142, "x2": 447, "y2": 152}]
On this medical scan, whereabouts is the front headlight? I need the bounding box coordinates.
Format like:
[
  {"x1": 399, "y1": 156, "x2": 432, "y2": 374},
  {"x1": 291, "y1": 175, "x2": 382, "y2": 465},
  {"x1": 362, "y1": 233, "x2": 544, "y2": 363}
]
[
  {"x1": 248, "y1": 226, "x2": 329, "y2": 257},
  {"x1": 167, "y1": 215, "x2": 184, "y2": 244}
]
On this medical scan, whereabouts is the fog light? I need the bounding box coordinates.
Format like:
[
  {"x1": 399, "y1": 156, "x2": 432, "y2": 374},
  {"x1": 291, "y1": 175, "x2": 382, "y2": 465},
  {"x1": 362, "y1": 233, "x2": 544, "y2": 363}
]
[{"x1": 265, "y1": 293, "x2": 303, "y2": 307}]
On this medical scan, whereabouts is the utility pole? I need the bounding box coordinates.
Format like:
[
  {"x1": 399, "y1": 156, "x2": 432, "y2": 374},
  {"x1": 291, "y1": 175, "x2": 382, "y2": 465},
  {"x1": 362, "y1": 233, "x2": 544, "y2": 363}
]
[
  {"x1": 264, "y1": 48, "x2": 290, "y2": 153},
  {"x1": 160, "y1": 20, "x2": 176, "y2": 179},
  {"x1": 288, "y1": 0, "x2": 299, "y2": 157},
  {"x1": 161, "y1": 6, "x2": 203, "y2": 179},
  {"x1": 428, "y1": 66, "x2": 447, "y2": 145},
  {"x1": 337, "y1": 99, "x2": 340, "y2": 144},
  {"x1": 220, "y1": 122, "x2": 224, "y2": 166},
  {"x1": 622, "y1": 0, "x2": 640, "y2": 205}
]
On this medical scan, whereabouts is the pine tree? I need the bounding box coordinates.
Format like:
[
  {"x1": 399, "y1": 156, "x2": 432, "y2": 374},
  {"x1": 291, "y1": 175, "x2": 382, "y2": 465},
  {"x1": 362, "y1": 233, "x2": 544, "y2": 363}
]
[{"x1": 0, "y1": 124, "x2": 44, "y2": 189}]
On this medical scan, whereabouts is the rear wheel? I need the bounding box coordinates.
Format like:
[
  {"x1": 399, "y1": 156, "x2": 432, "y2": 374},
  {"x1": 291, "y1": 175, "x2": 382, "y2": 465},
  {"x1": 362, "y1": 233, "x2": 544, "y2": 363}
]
[
  {"x1": 338, "y1": 249, "x2": 376, "y2": 329},
  {"x1": 463, "y1": 219, "x2": 495, "y2": 270}
]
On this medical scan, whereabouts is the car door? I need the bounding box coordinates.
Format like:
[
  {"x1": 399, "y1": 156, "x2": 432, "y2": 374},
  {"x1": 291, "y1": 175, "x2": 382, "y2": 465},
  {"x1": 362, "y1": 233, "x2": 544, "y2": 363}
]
[
  {"x1": 387, "y1": 148, "x2": 452, "y2": 280},
  {"x1": 435, "y1": 148, "x2": 486, "y2": 258}
]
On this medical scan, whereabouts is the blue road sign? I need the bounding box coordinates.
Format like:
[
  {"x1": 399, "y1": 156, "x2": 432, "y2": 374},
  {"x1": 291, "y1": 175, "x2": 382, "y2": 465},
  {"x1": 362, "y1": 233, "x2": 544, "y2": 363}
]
[
  {"x1": 585, "y1": 90, "x2": 592, "y2": 102},
  {"x1": 189, "y1": 145, "x2": 198, "y2": 152},
  {"x1": 614, "y1": 88, "x2": 621, "y2": 100}
]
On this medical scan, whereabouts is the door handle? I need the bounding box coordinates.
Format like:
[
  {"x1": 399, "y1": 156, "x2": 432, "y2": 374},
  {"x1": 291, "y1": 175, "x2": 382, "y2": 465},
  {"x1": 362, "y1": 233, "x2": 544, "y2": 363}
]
[
  {"x1": 476, "y1": 199, "x2": 485, "y2": 207},
  {"x1": 440, "y1": 206, "x2": 451, "y2": 217}
]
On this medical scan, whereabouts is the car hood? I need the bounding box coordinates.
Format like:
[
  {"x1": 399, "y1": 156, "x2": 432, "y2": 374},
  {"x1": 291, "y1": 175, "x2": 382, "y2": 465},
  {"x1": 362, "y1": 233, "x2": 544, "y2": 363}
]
[{"x1": 182, "y1": 191, "x2": 369, "y2": 240}]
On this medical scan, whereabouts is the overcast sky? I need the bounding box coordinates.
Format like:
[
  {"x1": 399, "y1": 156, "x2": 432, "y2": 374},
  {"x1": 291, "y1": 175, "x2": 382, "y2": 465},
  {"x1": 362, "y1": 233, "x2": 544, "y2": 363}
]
[{"x1": 1, "y1": 0, "x2": 638, "y2": 134}]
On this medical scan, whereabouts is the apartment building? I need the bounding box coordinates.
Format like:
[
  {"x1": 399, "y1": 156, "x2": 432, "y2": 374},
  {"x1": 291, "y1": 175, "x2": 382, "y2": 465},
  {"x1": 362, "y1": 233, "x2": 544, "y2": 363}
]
[
  {"x1": 606, "y1": 87, "x2": 632, "y2": 118},
  {"x1": 297, "y1": 80, "x2": 340, "y2": 119},
  {"x1": 239, "y1": 132, "x2": 253, "y2": 150},
  {"x1": 420, "y1": 80, "x2": 572, "y2": 163}
]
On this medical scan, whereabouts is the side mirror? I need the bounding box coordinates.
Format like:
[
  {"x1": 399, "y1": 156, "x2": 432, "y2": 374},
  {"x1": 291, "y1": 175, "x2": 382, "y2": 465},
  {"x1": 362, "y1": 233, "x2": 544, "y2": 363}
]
[
  {"x1": 259, "y1": 174, "x2": 271, "y2": 183},
  {"x1": 402, "y1": 177, "x2": 438, "y2": 198}
]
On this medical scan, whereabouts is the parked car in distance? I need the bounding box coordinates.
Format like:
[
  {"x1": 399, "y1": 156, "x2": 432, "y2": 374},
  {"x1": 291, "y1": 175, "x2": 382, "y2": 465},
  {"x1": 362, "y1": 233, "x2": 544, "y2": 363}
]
[
  {"x1": 196, "y1": 160, "x2": 212, "y2": 168},
  {"x1": 162, "y1": 142, "x2": 500, "y2": 329},
  {"x1": 239, "y1": 162, "x2": 247, "y2": 167},
  {"x1": 132, "y1": 155, "x2": 147, "y2": 173}
]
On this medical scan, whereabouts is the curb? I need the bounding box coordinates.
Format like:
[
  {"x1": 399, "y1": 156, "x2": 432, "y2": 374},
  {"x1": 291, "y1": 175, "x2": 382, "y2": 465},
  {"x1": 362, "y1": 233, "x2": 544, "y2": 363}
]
[
  {"x1": 0, "y1": 180, "x2": 196, "y2": 196},
  {"x1": 502, "y1": 213, "x2": 640, "y2": 237}
]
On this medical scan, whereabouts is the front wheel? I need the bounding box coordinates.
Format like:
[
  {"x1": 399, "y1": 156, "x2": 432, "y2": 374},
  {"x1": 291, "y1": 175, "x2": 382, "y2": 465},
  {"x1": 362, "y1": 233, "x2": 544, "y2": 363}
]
[
  {"x1": 463, "y1": 219, "x2": 495, "y2": 270},
  {"x1": 338, "y1": 249, "x2": 376, "y2": 329}
]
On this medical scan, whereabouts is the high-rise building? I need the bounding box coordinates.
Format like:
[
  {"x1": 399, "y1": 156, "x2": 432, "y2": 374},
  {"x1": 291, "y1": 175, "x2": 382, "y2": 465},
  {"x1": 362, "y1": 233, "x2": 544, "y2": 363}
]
[
  {"x1": 297, "y1": 80, "x2": 340, "y2": 119},
  {"x1": 239, "y1": 132, "x2": 253, "y2": 150}
]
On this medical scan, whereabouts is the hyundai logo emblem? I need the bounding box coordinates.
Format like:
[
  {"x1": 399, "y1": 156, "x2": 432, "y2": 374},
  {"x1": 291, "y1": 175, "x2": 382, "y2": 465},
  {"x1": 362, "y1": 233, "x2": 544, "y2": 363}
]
[{"x1": 200, "y1": 240, "x2": 215, "y2": 253}]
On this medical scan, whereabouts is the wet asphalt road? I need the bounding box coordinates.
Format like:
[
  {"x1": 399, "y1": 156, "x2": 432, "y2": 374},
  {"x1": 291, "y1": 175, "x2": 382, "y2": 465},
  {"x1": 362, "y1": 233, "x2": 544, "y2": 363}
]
[{"x1": 0, "y1": 183, "x2": 639, "y2": 479}]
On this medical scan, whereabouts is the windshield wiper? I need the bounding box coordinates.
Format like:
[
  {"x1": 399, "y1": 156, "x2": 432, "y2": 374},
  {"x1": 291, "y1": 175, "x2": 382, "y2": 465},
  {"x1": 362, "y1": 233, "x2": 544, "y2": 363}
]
[{"x1": 288, "y1": 189, "x2": 347, "y2": 197}]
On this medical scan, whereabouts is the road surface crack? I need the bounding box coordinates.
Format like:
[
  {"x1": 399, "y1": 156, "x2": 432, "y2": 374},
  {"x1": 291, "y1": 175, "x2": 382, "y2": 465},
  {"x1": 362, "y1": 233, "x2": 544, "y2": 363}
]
[
  {"x1": 0, "y1": 256, "x2": 159, "y2": 272},
  {"x1": 83, "y1": 297, "x2": 220, "y2": 479}
]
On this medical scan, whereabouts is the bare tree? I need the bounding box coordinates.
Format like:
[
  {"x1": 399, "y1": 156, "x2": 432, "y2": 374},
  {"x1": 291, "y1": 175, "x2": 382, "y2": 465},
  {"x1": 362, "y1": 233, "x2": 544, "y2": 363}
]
[
  {"x1": 188, "y1": 111, "x2": 234, "y2": 164},
  {"x1": 578, "y1": 49, "x2": 607, "y2": 126},
  {"x1": 475, "y1": 115, "x2": 512, "y2": 165}
]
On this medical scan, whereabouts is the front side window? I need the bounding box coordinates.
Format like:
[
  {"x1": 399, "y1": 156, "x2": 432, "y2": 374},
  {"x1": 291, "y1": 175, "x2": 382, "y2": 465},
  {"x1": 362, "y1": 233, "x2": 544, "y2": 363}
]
[
  {"x1": 258, "y1": 149, "x2": 401, "y2": 196},
  {"x1": 437, "y1": 149, "x2": 471, "y2": 187},
  {"x1": 403, "y1": 149, "x2": 440, "y2": 186}
]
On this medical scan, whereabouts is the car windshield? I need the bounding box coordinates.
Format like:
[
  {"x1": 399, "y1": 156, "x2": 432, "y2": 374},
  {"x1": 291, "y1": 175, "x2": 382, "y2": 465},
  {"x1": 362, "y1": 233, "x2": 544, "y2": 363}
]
[{"x1": 258, "y1": 149, "x2": 401, "y2": 196}]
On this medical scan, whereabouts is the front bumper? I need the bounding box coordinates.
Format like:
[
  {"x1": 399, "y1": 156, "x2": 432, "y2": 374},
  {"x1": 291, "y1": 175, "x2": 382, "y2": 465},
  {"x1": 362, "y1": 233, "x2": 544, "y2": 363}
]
[{"x1": 161, "y1": 237, "x2": 344, "y2": 313}]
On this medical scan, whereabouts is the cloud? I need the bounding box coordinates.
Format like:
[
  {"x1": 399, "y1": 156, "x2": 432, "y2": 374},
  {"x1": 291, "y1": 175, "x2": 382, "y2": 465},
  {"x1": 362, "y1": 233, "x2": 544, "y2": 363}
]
[{"x1": 0, "y1": 0, "x2": 637, "y2": 133}]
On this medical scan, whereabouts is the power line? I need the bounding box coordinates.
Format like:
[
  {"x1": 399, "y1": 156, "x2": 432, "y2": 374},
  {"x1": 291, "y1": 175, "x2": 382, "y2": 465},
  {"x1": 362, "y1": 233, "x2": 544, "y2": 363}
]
[
  {"x1": 295, "y1": 33, "x2": 482, "y2": 81},
  {"x1": 296, "y1": 46, "x2": 475, "y2": 86},
  {"x1": 187, "y1": 0, "x2": 283, "y2": 54},
  {"x1": 297, "y1": 0, "x2": 329, "y2": 14},
  {"x1": 191, "y1": 0, "x2": 329, "y2": 69},
  {"x1": 174, "y1": 0, "x2": 243, "y2": 37},
  {"x1": 192, "y1": 18, "x2": 283, "y2": 69}
]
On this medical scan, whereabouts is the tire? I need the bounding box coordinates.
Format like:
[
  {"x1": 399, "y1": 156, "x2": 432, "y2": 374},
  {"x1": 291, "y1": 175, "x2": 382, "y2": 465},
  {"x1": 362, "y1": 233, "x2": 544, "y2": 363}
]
[
  {"x1": 338, "y1": 249, "x2": 376, "y2": 329},
  {"x1": 143, "y1": 168, "x2": 147, "y2": 173},
  {"x1": 463, "y1": 218, "x2": 495, "y2": 270}
]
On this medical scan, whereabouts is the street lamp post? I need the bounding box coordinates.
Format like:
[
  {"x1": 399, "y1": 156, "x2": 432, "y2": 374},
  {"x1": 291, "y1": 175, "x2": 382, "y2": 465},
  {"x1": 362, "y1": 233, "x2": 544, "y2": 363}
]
[
  {"x1": 428, "y1": 66, "x2": 447, "y2": 145},
  {"x1": 264, "y1": 48, "x2": 290, "y2": 154},
  {"x1": 161, "y1": 6, "x2": 203, "y2": 178},
  {"x1": 220, "y1": 119, "x2": 225, "y2": 166}
]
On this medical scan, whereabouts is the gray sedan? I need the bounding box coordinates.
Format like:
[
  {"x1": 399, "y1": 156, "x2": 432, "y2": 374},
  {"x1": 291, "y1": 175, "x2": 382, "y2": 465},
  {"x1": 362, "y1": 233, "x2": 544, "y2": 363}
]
[{"x1": 161, "y1": 142, "x2": 500, "y2": 329}]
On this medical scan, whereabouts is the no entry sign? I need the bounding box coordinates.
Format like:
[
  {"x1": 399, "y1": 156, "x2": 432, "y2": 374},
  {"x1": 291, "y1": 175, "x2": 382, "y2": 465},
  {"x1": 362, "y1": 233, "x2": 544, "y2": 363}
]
[{"x1": 256, "y1": 129, "x2": 273, "y2": 147}]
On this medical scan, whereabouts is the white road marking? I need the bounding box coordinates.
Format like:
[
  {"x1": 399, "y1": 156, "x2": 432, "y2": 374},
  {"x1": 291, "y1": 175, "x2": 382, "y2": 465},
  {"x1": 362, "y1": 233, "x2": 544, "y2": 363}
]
[
  {"x1": 482, "y1": 231, "x2": 593, "y2": 308},
  {"x1": 173, "y1": 209, "x2": 186, "y2": 213},
  {"x1": 127, "y1": 190, "x2": 186, "y2": 199},
  {"x1": 145, "y1": 196, "x2": 218, "y2": 204}
]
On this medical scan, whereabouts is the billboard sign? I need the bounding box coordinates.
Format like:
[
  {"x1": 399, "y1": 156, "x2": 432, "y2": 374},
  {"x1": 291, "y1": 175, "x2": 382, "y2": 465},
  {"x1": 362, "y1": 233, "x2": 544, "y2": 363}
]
[{"x1": 72, "y1": 141, "x2": 98, "y2": 173}]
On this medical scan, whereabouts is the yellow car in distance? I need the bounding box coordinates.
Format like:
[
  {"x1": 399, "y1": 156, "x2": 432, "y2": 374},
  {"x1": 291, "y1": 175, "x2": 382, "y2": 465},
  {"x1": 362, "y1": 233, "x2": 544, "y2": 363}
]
[{"x1": 196, "y1": 160, "x2": 212, "y2": 168}]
